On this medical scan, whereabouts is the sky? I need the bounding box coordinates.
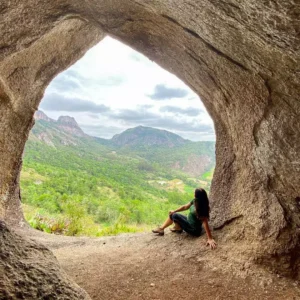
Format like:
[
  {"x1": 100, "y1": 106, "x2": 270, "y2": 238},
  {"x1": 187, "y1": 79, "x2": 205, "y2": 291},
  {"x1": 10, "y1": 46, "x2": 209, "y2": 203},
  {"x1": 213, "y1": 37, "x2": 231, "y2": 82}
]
[{"x1": 39, "y1": 37, "x2": 215, "y2": 141}]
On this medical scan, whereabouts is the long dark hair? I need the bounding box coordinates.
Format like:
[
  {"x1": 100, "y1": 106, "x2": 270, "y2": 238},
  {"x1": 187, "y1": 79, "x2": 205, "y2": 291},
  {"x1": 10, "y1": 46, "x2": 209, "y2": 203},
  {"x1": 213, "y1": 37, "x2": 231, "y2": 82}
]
[{"x1": 194, "y1": 188, "x2": 210, "y2": 220}]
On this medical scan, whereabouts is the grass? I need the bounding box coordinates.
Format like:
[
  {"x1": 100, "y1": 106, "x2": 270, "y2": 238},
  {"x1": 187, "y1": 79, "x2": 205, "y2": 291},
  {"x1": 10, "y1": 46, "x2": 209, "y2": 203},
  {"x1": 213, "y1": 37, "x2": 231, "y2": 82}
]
[
  {"x1": 20, "y1": 138, "x2": 214, "y2": 237},
  {"x1": 201, "y1": 168, "x2": 214, "y2": 181},
  {"x1": 23, "y1": 204, "x2": 153, "y2": 237}
]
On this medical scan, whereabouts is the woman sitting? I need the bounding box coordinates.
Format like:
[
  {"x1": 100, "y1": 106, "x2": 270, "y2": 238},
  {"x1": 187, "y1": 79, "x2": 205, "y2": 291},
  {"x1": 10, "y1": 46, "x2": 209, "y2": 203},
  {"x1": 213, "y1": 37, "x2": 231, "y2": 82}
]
[{"x1": 152, "y1": 188, "x2": 217, "y2": 249}]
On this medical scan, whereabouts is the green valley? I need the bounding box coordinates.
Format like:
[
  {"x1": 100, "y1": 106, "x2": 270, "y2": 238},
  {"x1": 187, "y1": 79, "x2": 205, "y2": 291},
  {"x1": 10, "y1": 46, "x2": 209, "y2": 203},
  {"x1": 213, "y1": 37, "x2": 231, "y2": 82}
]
[{"x1": 21, "y1": 111, "x2": 215, "y2": 236}]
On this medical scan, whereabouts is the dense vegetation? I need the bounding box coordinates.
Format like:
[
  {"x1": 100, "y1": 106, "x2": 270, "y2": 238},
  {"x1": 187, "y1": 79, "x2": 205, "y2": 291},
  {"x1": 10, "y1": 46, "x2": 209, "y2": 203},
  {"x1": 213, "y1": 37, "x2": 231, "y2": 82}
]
[{"x1": 21, "y1": 116, "x2": 215, "y2": 236}]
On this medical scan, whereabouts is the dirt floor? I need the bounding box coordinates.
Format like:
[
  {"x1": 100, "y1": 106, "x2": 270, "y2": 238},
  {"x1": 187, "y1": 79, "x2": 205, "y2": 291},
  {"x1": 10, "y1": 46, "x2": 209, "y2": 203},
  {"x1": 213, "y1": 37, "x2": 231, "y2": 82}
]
[{"x1": 29, "y1": 231, "x2": 300, "y2": 300}]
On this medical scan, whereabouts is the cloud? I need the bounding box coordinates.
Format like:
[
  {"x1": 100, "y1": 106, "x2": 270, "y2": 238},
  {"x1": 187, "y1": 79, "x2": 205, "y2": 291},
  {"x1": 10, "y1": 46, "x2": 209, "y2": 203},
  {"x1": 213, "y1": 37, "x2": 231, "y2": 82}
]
[
  {"x1": 110, "y1": 108, "x2": 214, "y2": 134},
  {"x1": 87, "y1": 114, "x2": 100, "y2": 119},
  {"x1": 51, "y1": 75, "x2": 81, "y2": 91},
  {"x1": 149, "y1": 84, "x2": 189, "y2": 100},
  {"x1": 109, "y1": 109, "x2": 158, "y2": 122},
  {"x1": 40, "y1": 37, "x2": 215, "y2": 141},
  {"x1": 79, "y1": 124, "x2": 123, "y2": 138},
  {"x1": 51, "y1": 68, "x2": 124, "y2": 95},
  {"x1": 148, "y1": 118, "x2": 214, "y2": 133},
  {"x1": 40, "y1": 93, "x2": 111, "y2": 113},
  {"x1": 129, "y1": 53, "x2": 143, "y2": 62},
  {"x1": 137, "y1": 104, "x2": 154, "y2": 110},
  {"x1": 160, "y1": 105, "x2": 203, "y2": 116},
  {"x1": 188, "y1": 96, "x2": 197, "y2": 101},
  {"x1": 93, "y1": 76, "x2": 124, "y2": 86},
  {"x1": 64, "y1": 69, "x2": 80, "y2": 78}
]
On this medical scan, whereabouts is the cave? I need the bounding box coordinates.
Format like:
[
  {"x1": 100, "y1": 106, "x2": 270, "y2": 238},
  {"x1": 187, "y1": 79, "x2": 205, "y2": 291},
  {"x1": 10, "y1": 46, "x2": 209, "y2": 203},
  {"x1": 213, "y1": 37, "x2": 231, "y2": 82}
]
[{"x1": 0, "y1": 1, "x2": 299, "y2": 298}]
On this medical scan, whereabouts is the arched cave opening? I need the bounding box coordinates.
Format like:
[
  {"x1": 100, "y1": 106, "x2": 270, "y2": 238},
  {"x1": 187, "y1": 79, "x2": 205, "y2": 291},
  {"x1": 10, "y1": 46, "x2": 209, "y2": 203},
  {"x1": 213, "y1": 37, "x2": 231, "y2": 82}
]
[
  {"x1": 21, "y1": 36, "x2": 216, "y2": 236},
  {"x1": 0, "y1": 3, "x2": 299, "y2": 298}
]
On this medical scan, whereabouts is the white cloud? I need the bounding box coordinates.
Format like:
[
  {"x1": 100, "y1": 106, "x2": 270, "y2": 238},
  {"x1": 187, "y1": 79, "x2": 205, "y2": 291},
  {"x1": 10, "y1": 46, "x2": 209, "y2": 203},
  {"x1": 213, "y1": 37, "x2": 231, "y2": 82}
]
[{"x1": 40, "y1": 37, "x2": 215, "y2": 141}]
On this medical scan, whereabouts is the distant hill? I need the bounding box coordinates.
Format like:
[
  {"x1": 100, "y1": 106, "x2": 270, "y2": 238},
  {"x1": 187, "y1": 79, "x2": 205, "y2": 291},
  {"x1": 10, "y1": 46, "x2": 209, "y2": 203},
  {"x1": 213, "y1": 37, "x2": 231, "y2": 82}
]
[
  {"x1": 111, "y1": 126, "x2": 187, "y2": 148},
  {"x1": 32, "y1": 111, "x2": 87, "y2": 147},
  {"x1": 29, "y1": 111, "x2": 215, "y2": 177},
  {"x1": 22, "y1": 111, "x2": 216, "y2": 236}
]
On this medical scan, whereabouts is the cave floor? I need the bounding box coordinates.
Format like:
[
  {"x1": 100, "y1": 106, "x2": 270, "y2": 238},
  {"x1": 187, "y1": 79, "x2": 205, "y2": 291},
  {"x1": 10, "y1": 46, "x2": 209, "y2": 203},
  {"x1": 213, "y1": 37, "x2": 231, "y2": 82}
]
[{"x1": 29, "y1": 230, "x2": 299, "y2": 300}]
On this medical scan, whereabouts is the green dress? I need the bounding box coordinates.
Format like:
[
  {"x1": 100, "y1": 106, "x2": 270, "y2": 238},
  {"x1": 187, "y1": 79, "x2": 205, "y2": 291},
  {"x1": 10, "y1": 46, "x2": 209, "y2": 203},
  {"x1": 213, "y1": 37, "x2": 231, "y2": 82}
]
[{"x1": 187, "y1": 199, "x2": 202, "y2": 230}]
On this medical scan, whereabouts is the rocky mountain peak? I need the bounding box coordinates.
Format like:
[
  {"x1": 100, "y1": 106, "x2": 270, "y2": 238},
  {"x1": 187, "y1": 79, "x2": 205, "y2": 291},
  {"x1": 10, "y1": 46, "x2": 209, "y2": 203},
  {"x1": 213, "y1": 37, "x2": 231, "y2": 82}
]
[
  {"x1": 57, "y1": 116, "x2": 85, "y2": 137},
  {"x1": 33, "y1": 112, "x2": 85, "y2": 138},
  {"x1": 57, "y1": 116, "x2": 79, "y2": 127},
  {"x1": 35, "y1": 110, "x2": 54, "y2": 122}
]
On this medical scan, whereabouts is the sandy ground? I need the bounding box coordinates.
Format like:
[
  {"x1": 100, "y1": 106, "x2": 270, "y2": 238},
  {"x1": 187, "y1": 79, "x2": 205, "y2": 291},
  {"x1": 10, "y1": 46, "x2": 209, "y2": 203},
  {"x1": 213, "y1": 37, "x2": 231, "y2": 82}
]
[{"x1": 28, "y1": 230, "x2": 300, "y2": 300}]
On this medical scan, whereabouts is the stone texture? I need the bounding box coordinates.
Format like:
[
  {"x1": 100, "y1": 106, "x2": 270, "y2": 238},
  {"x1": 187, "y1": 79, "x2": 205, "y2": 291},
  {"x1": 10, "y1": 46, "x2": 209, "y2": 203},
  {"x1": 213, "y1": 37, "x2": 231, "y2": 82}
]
[
  {"x1": 0, "y1": 16, "x2": 104, "y2": 225},
  {"x1": 0, "y1": 0, "x2": 299, "y2": 296},
  {"x1": 0, "y1": 221, "x2": 90, "y2": 299}
]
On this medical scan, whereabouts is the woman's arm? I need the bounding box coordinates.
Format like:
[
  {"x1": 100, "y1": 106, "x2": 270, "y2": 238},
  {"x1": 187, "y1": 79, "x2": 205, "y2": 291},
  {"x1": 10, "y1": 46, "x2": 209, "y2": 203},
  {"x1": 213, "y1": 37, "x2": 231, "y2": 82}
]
[
  {"x1": 202, "y1": 218, "x2": 217, "y2": 249},
  {"x1": 169, "y1": 202, "x2": 192, "y2": 215}
]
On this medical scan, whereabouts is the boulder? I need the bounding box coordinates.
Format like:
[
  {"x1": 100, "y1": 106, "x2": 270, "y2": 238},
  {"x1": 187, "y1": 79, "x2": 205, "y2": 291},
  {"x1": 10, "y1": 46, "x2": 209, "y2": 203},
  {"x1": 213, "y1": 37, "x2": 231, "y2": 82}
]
[{"x1": 0, "y1": 221, "x2": 90, "y2": 299}]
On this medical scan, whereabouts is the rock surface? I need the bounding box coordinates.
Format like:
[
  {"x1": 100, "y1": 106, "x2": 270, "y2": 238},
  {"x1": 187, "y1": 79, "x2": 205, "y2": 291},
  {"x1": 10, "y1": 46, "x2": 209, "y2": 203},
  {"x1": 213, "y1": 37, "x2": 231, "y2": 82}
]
[
  {"x1": 57, "y1": 116, "x2": 86, "y2": 137},
  {"x1": 35, "y1": 110, "x2": 55, "y2": 122},
  {"x1": 0, "y1": 0, "x2": 299, "y2": 297},
  {"x1": 28, "y1": 230, "x2": 300, "y2": 300},
  {"x1": 0, "y1": 221, "x2": 90, "y2": 299}
]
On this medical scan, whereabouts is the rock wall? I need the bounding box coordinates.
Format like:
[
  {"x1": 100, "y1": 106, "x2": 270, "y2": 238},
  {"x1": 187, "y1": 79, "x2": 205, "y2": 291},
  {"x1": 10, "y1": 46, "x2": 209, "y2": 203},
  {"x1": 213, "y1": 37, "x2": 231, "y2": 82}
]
[
  {"x1": 0, "y1": 15, "x2": 104, "y2": 224},
  {"x1": 0, "y1": 221, "x2": 90, "y2": 299},
  {"x1": 0, "y1": 0, "x2": 299, "y2": 295}
]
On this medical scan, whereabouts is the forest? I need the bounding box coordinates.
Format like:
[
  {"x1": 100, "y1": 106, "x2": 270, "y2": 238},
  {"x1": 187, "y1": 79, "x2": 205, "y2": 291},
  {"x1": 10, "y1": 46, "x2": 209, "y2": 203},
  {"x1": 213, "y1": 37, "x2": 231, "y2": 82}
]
[{"x1": 21, "y1": 118, "x2": 215, "y2": 236}]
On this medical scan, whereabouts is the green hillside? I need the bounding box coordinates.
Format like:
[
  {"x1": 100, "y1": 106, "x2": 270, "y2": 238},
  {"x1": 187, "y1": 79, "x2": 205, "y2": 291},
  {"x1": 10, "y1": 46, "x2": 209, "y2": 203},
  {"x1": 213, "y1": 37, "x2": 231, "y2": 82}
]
[
  {"x1": 21, "y1": 112, "x2": 215, "y2": 236},
  {"x1": 111, "y1": 125, "x2": 187, "y2": 147}
]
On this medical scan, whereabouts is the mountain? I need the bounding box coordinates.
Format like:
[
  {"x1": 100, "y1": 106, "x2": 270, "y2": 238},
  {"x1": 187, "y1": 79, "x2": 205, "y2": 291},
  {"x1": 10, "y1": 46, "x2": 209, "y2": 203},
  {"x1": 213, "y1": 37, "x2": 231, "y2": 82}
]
[
  {"x1": 35, "y1": 110, "x2": 55, "y2": 122},
  {"x1": 111, "y1": 126, "x2": 187, "y2": 148},
  {"x1": 22, "y1": 111, "x2": 215, "y2": 236},
  {"x1": 28, "y1": 111, "x2": 215, "y2": 177},
  {"x1": 57, "y1": 116, "x2": 85, "y2": 137},
  {"x1": 31, "y1": 111, "x2": 89, "y2": 147}
]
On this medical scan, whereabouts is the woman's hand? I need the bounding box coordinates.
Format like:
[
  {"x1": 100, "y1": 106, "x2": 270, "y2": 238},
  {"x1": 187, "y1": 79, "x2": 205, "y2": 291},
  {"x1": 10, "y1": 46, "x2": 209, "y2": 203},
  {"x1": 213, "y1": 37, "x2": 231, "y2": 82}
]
[
  {"x1": 206, "y1": 239, "x2": 217, "y2": 250},
  {"x1": 169, "y1": 210, "x2": 175, "y2": 216}
]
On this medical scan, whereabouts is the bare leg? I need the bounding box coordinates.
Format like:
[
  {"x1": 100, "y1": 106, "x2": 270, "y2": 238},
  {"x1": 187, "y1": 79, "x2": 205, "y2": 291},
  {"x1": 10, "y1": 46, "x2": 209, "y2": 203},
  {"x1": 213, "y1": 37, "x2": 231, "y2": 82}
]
[
  {"x1": 172, "y1": 222, "x2": 182, "y2": 230},
  {"x1": 152, "y1": 215, "x2": 182, "y2": 235},
  {"x1": 161, "y1": 216, "x2": 182, "y2": 230},
  {"x1": 160, "y1": 216, "x2": 173, "y2": 229}
]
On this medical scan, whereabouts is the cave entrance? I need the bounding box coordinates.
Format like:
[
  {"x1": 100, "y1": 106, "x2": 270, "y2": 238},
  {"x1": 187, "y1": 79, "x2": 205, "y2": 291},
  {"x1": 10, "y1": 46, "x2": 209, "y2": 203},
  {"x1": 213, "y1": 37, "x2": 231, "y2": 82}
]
[
  {"x1": 20, "y1": 36, "x2": 216, "y2": 236},
  {"x1": 1, "y1": 2, "x2": 298, "y2": 279}
]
